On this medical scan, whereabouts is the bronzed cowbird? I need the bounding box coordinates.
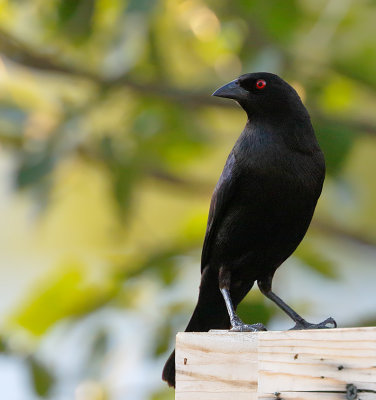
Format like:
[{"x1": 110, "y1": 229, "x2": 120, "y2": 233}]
[{"x1": 162, "y1": 72, "x2": 336, "y2": 388}]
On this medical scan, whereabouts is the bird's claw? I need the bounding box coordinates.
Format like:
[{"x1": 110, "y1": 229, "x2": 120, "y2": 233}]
[
  {"x1": 290, "y1": 317, "x2": 337, "y2": 330},
  {"x1": 230, "y1": 317, "x2": 267, "y2": 332}
]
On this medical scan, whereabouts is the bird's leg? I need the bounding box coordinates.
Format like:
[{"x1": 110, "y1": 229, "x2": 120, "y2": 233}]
[
  {"x1": 220, "y1": 288, "x2": 267, "y2": 332},
  {"x1": 219, "y1": 267, "x2": 267, "y2": 332},
  {"x1": 258, "y1": 277, "x2": 337, "y2": 330},
  {"x1": 265, "y1": 290, "x2": 336, "y2": 330}
]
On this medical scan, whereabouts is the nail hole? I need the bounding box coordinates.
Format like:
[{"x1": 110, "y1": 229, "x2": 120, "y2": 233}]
[
  {"x1": 346, "y1": 383, "x2": 358, "y2": 400},
  {"x1": 184, "y1": 358, "x2": 187, "y2": 365}
]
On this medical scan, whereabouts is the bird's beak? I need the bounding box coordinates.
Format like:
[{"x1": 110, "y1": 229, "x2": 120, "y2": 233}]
[{"x1": 212, "y1": 79, "x2": 248, "y2": 101}]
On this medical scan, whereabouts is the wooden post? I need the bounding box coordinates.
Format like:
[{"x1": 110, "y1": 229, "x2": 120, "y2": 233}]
[{"x1": 175, "y1": 327, "x2": 376, "y2": 399}]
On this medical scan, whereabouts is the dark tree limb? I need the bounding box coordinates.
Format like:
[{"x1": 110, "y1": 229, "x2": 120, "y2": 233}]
[
  {"x1": 2, "y1": 28, "x2": 376, "y2": 135},
  {"x1": 1, "y1": 29, "x2": 376, "y2": 249}
]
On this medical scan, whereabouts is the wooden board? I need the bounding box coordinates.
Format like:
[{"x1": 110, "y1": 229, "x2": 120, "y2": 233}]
[
  {"x1": 176, "y1": 331, "x2": 258, "y2": 400},
  {"x1": 175, "y1": 327, "x2": 376, "y2": 399}
]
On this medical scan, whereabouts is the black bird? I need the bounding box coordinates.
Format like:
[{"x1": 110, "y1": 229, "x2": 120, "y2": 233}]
[{"x1": 162, "y1": 72, "x2": 336, "y2": 388}]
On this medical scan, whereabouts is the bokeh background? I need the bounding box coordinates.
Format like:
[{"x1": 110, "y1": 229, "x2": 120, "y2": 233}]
[{"x1": 1, "y1": 0, "x2": 376, "y2": 399}]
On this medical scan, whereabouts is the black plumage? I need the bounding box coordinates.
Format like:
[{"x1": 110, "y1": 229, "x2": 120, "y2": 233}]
[{"x1": 162, "y1": 72, "x2": 336, "y2": 388}]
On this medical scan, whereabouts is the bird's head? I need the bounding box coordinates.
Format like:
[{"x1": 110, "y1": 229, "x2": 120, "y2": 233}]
[{"x1": 212, "y1": 72, "x2": 306, "y2": 120}]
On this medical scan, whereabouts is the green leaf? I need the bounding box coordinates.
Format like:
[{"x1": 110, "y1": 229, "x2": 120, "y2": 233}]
[
  {"x1": 131, "y1": 100, "x2": 208, "y2": 169},
  {"x1": 16, "y1": 153, "x2": 55, "y2": 188},
  {"x1": 294, "y1": 242, "x2": 337, "y2": 279},
  {"x1": 0, "y1": 336, "x2": 6, "y2": 353},
  {"x1": 238, "y1": 0, "x2": 301, "y2": 42},
  {"x1": 237, "y1": 297, "x2": 275, "y2": 326},
  {"x1": 334, "y1": 46, "x2": 376, "y2": 90},
  {"x1": 153, "y1": 323, "x2": 173, "y2": 357},
  {"x1": 100, "y1": 136, "x2": 139, "y2": 217},
  {"x1": 27, "y1": 356, "x2": 55, "y2": 398},
  {"x1": 11, "y1": 261, "x2": 117, "y2": 336},
  {"x1": 314, "y1": 121, "x2": 356, "y2": 175},
  {"x1": 0, "y1": 107, "x2": 28, "y2": 137},
  {"x1": 127, "y1": 0, "x2": 158, "y2": 13},
  {"x1": 56, "y1": 0, "x2": 95, "y2": 38},
  {"x1": 151, "y1": 387, "x2": 175, "y2": 400},
  {"x1": 137, "y1": 249, "x2": 180, "y2": 285}
]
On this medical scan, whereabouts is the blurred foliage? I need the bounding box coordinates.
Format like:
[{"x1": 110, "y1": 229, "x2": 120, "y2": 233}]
[
  {"x1": 0, "y1": 0, "x2": 376, "y2": 399},
  {"x1": 237, "y1": 297, "x2": 274, "y2": 327},
  {"x1": 13, "y1": 261, "x2": 117, "y2": 336},
  {"x1": 27, "y1": 356, "x2": 55, "y2": 397}
]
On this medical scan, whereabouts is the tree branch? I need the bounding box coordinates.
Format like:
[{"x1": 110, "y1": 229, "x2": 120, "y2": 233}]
[
  {"x1": 0, "y1": 28, "x2": 97, "y2": 79},
  {"x1": 2, "y1": 28, "x2": 376, "y2": 135},
  {"x1": 312, "y1": 220, "x2": 376, "y2": 248}
]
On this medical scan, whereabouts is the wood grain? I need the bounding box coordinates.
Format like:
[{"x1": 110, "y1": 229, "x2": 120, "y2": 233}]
[
  {"x1": 176, "y1": 331, "x2": 258, "y2": 399},
  {"x1": 175, "y1": 327, "x2": 376, "y2": 399}
]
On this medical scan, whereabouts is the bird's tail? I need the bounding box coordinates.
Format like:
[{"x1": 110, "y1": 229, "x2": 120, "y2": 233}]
[{"x1": 162, "y1": 266, "x2": 231, "y2": 388}]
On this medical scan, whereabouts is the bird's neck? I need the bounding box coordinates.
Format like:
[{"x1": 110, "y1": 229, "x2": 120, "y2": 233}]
[{"x1": 241, "y1": 117, "x2": 320, "y2": 155}]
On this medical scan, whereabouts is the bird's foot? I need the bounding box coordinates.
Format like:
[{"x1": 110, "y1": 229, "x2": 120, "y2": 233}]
[
  {"x1": 230, "y1": 316, "x2": 267, "y2": 332},
  {"x1": 290, "y1": 317, "x2": 337, "y2": 330}
]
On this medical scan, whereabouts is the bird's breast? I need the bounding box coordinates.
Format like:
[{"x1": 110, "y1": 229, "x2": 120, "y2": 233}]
[{"x1": 211, "y1": 154, "x2": 323, "y2": 274}]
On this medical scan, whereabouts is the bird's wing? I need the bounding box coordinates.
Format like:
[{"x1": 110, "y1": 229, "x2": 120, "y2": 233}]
[{"x1": 201, "y1": 151, "x2": 237, "y2": 272}]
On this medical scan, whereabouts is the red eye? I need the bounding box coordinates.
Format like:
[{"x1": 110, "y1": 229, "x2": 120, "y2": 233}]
[{"x1": 255, "y1": 79, "x2": 266, "y2": 90}]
